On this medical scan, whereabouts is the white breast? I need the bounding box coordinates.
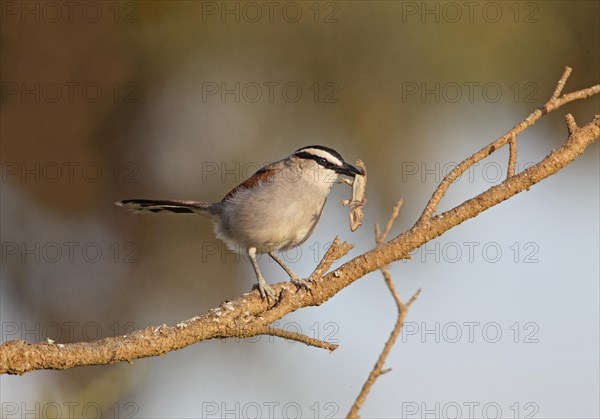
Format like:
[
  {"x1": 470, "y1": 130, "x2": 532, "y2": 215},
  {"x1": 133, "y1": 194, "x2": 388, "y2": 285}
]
[{"x1": 215, "y1": 161, "x2": 336, "y2": 253}]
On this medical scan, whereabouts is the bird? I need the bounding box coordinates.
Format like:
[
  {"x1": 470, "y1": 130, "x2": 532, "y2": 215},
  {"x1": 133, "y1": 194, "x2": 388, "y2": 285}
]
[{"x1": 115, "y1": 145, "x2": 362, "y2": 300}]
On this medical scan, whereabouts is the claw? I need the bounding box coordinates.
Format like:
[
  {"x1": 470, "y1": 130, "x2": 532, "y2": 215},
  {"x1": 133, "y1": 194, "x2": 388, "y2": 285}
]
[
  {"x1": 290, "y1": 276, "x2": 311, "y2": 290},
  {"x1": 255, "y1": 281, "x2": 276, "y2": 301}
]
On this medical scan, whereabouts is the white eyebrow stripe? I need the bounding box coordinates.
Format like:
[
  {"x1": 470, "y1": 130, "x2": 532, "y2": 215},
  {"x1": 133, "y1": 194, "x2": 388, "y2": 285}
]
[{"x1": 299, "y1": 148, "x2": 343, "y2": 166}]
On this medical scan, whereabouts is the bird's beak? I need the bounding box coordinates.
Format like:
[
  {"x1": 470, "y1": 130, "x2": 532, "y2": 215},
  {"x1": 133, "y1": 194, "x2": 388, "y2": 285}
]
[{"x1": 337, "y1": 162, "x2": 363, "y2": 177}]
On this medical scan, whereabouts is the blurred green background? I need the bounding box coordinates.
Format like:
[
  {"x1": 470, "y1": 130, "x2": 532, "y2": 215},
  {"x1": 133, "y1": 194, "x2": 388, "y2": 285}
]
[{"x1": 1, "y1": 1, "x2": 598, "y2": 418}]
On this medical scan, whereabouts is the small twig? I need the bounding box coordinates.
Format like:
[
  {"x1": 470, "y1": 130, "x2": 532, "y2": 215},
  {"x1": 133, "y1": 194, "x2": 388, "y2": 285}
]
[
  {"x1": 507, "y1": 133, "x2": 517, "y2": 179},
  {"x1": 551, "y1": 66, "x2": 573, "y2": 100},
  {"x1": 404, "y1": 288, "x2": 421, "y2": 308},
  {"x1": 544, "y1": 84, "x2": 600, "y2": 112},
  {"x1": 258, "y1": 326, "x2": 338, "y2": 352},
  {"x1": 348, "y1": 201, "x2": 421, "y2": 418},
  {"x1": 309, "y1": 237, "x2": 354, "y2": 281},
  {"x1": 419, "y1": 66, "x2": 599, "y2": 222},
  {"x1": 348, "y1": 280, "x2": 421, "y2": 418},
  {"x1": 376, "y1": 199, "x2": 404, "y2": 244},
  {"x1": 381, "y1": 267, "x2": 399, "y2": 306},
  {"x1": 565, "y1": 113, "x2": 578, "y2": 135}
]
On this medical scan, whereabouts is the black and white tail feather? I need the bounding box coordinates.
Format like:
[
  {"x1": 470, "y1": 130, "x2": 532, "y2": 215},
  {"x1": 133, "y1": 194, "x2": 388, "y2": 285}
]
[{"x1": 115, "y1": 199, "x2": 213, "y2": 216}]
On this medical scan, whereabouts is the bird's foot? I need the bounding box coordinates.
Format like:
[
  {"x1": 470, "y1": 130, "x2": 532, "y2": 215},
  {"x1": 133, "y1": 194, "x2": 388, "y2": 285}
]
[
  {"x1": 290, "y1": 276, "x2": 311, "y2": 291},
  {"x1": 254, "y1": 280, "x2": 277, "y2": 301}
]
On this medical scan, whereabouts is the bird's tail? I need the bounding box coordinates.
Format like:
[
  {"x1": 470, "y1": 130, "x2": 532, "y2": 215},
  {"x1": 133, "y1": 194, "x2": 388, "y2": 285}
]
[{"x1": 115, "y1": 199, "x2": 215, "y2": 218}]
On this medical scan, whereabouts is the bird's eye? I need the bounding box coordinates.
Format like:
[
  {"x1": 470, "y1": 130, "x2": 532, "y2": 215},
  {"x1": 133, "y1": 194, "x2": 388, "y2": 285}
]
[{"x1": 317, "y1": 157, "x2": 327, "y2": 166}]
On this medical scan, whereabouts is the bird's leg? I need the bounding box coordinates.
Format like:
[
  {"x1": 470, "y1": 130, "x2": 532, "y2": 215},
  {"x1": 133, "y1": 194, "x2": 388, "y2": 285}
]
[
  {"x1": 268, "y1": 251, "x2": 311, "y2": 290},
  {"x1": 248, "y1": 247, "x2": 276, "y2": 300}
]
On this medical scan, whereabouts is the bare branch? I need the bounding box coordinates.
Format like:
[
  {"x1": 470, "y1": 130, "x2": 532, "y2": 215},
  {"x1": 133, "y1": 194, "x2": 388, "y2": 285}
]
[
  {"x1": 507, "y1": 133, "x2": 517, "y2": 179},
  {"x1": 419, "y1": 67, "x2": 599, "y2": 222},
  {"x1": 551, "y1": 66, "x2": 573, "y2": 100},
  {"x1": 405, "y1": 288, "x2": 421, "y2": 308},
  {"x1": 1, "y1": 69, "x2": 598, "y2": 376},
  {"x1": 347, "y1": 273, "x2": 421, "y2": 418},
  {"x1": 348, "y1": 201, "x2": 420, "y2": 418},
  {"x1": 565, "y1": 113, "x2": 578, "y2": 135},
  {"x1": 259, "y1": 326, "x2": 338, "y2": 352},
  {"x1": 346, "y1": 286, "x2": 420, "y2": 419},
  {"x1": 308, "y1": 237, "x2": 354, "y2": 281},
  {"x1": 376, "y1": 199, "x2": 404, "y2": 245}
]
